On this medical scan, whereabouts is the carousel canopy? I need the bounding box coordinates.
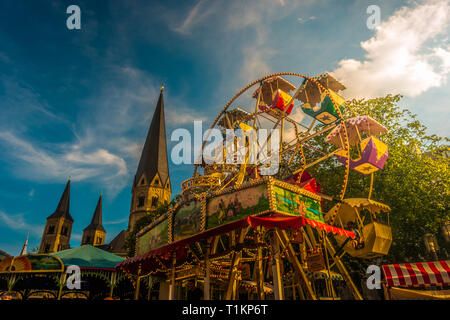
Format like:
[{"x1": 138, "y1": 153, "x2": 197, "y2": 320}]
[
  {"x1": 325, "y1": 116, "x2": 388, "y2": 147},
  {"x1": 324, "y1": 198, "x2": 391, "y2": 226},
  {"x1": 0, "y1": 250, "x2": 10, "y2": 261},
  {"x1": 294, "y1": 73, "x2": 345, "y2": 106},
  {"x1": 51, "y1": 245, "x2": 125, "y2": 270},
  {"x1": 252, "y1": 76, "x2": 296, "y2": 106}
]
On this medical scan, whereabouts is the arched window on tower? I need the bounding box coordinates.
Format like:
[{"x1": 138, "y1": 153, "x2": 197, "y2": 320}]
[
  {"x1": 151, "y1": 196, "x2": 158, "y2": 207},
  {"x1": 47, "y1": 225, "x2": 55, "y2": 234},
  {"x1": 138, "y1": 196, "x2": 145, "y2": 208}
]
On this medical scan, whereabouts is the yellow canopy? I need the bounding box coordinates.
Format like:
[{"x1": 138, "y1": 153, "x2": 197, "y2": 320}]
[{"x1": 324, "y1": 198, "x2": 391, "y2": 225}]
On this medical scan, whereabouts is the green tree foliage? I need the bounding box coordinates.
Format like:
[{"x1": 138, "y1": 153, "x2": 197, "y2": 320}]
[{"x1": 303, "y1": 94, "x2": 449, "y2": 264}]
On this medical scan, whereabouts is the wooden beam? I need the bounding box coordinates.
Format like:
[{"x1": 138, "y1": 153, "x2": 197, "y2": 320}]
[
  {"x1": 324, "y1": 236, "x2": 363, "y2": 300},
  {"x1": 224, "y1": 227, "x2": 248, "y2": 300},
  {"x1": 256, "y1": 227, "x2": 265, "y2": 300},
  {"x1": 211, "y1": 236, "x2": 219, "y2": 255},
  {"x1": 225, "y1": 250, "x2": 242, "y2": 300},
  {"x1": 168, "y1": 254, "x2": 176, "y2": 300},
  {"x1": 147, "y1": 275, "x2": 153, "y2": 300},
  {"x1": 275, "y1": 228, "x2": 317, "y2": 300},
  {"x1": 57, "y1": 272, "x2": 66, "y2": 300},
  {"x1": 271, "y1": 232, "x2": 284, "y2": 300},
  {"x1": 204, "y1": 242, "x2": 211, "y2": 300},
  {"x1": 134, "y1": 264, "x2": 142, "y2": 300}
]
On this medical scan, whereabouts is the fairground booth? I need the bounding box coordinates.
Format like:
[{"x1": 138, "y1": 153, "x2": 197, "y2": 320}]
[
  {"x1": 382, "y1": 260, "x2": 450, "y2": 299},
  {"x1": 0, "y1": 245, "x2": 131, "y2": 300}
]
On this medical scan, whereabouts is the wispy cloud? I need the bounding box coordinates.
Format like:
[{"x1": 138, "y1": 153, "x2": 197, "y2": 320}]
[
  {"x1": 297, "y1": 16, "x2": 316, "y2": 23},
  {"x1": 0, "y1": 62, "x2": 207, "y2": 197},
  {"x1": 172, "y1": 0, "x2": 217, "y2": 35},
  {"x1": 103, "y1": 218, "x2": 128, "y2": 225},
  {"x1": 332, "y1": 0, "x2": 450, "y2": 99},
  {"x1": 0, "y1": 210, "x2": 44, "y2": 238},
  {"x1": 71, "y1": 233, "x2": 82, "y2": 241},
  {"x1": 0, "y1": 76, "x2": 70, "y2": 127},
  {"x1": 0, "y1": 131, "x2": 129, "y2": 195}
]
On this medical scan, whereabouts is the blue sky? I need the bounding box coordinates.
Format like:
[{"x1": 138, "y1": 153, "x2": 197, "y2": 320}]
[{"x1": 0, "y1": 0, "x2": 449, "y2": 255}]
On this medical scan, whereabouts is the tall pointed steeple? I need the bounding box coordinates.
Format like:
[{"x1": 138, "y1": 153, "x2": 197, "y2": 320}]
[
  {"x1": 47, "y1": 180, "x2": 73, "y2": 222},
  {"x1": 128, "y1": 85, "x2": 172, "y2": 231},
  {"x1": 19, "y1": 233, "x2": 29, "y2": 256},
  {"x1": 82, "y1": 195, "x2": 106, "y2": 246},
  {"x1": 84, "y1": 195, "x2": 105, "y2": 232},
  {"x1": 134, "y1": 86, "x2": 170, "y2": 187},
  {"x1": 39, "y1": 179, "x2": 74, "y2": 253}
]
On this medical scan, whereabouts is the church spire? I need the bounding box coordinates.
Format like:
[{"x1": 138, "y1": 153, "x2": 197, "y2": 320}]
[
  {"x1": 47, "y1": 179, "x2": 73, "y2": 222},
  {"x1": 84, "y1": 195, "x2": 105, "y2": 232},
  {"x1": 134, "y1": 86, "x2": 170, "y2": 187},
  {"x1": 128, "y1": 86, "x2": 172, "y2": 231},
  {"x1": 81, "y1": 194, "x2": 106, "y2": 246},
  {"x1": 39, "y1": 180, "x2": 74, "y2": 253},
  {"x1": 19, "y1": 233, "x2": 29, "y2": 256}
]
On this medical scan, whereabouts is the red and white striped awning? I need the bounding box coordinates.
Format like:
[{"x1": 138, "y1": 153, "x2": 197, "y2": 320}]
[{"x1": 382, "y1": 260, "x2": 450, "y2": 288}]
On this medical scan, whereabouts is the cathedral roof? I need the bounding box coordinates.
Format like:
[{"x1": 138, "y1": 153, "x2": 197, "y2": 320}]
[
  {"x1": 134, "y1": 87, "x2": 170, "y2": 187},
  {"x1": 102, "y1": 229, "x2": 128, "y2": 256},
  {"x1": 47, "y1": 180, "x2": 74, "y2": 222}
]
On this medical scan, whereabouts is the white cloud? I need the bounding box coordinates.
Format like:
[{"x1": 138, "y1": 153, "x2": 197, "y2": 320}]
[
  {"x1": 65, "y1": 148, "x2": 127, "y2": 176},
  {"x1": 173, "y1": 0, "x2": 217, "y2": 35},
  {"x1": 297, "y1": 16, "x2": 316, "y2": 24},
  {"x1": 0, "y1": 131, "x2": 129, "y2": 195},
  {"x1": 0, "y1": 63, "x2": 208, "y2": 197},
  {"x1": 0, "y1": 210, "x2": 44, "y2": 238},
  {"x1": 332, "y1": 0, "x2": 450, "y2": 99},
  {"x1": 103, "y1": 218, "x2": 128, "y2": 225},
  {"x1": 71, "y1": 233, "x2": 82, "y2": 241}
]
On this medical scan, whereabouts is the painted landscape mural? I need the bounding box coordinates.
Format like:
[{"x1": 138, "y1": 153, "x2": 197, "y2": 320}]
[
  {"x1": 274, "y1": 186, "x2": 324, "y2": 222},
  {"x1": 136, "y1": 219, "x2": 169, "y2": 255},
  {"x1": 173, "y1": 200, "x2": 202, "y2": 242},
  {"x1": 206, "y1": 183, "x2": 269, "y2": 229}
]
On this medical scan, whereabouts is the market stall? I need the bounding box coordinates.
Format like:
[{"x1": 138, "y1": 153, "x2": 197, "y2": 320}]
[{"x1": 382, "y1": 260, "x2": 450, "y2": 299}]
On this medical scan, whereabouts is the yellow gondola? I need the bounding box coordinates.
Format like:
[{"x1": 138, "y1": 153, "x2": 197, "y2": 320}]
[{"x1": 324, "y1": 198, "x2": 392, "y2": 259}]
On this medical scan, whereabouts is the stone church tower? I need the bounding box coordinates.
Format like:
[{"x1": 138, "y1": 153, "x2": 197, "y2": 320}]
[
  {"x1": 81, "y1": 194, "x2": 106, "y2": 246},
  {"x1": 128, "y1": 86, "x2": 171, "y2": 231},
  {"x1": 39, "y1": 180, "x2": 74, "y2": 253}
]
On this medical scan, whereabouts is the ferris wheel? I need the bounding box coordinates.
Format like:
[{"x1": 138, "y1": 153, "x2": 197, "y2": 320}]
[{"x1": 182, "y1": 72, "x2": 352, "y2": 202}]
